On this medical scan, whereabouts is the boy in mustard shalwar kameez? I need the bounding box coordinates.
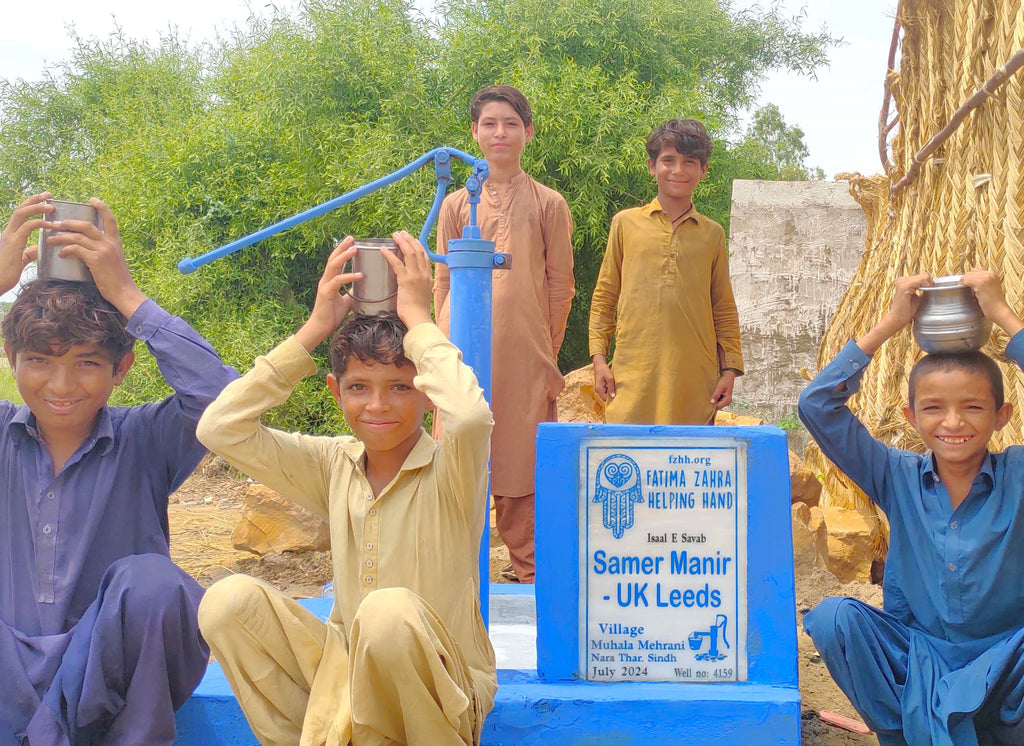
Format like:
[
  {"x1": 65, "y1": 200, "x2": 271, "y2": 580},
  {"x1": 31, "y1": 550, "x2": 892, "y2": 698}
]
[
  {"x1": 196, "y1": 232, "x2": 496, "y2": 745},
  {"x1": 588, "y1": 118, "x2": 744, "y2": 425}
]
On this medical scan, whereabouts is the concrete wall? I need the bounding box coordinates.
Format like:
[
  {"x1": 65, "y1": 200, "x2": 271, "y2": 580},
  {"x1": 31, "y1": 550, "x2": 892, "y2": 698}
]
[{"x1": 728, "y1": 180, "x2": 865, "y2": 428}]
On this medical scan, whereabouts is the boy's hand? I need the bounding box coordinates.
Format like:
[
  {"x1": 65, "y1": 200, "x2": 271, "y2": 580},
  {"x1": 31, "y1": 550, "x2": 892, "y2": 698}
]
[
  {"x1": 592, "y1": 355, "x2": 616, "y2": 402},
  {"x1": 386, "y1": 231, "x2": 432, "y2": 328},
  {"x1": 710, "y1": 370, "x2": 736, "y2": 411},
  {"x1": 961, "y1": 268, "x2": 1024, "y2": 337},
  {"x1": 295, "y1": 237, "x2": 360, "y2": 352},
  {"x1": 44, "y1": 198, "x2": 148, "y2": 317},
  {"x1": 856, "y1": 273, "x2": 933, "y2": 355},
  {"x1": 0, "y1": 192, "x2": 52, "y2": 296}
]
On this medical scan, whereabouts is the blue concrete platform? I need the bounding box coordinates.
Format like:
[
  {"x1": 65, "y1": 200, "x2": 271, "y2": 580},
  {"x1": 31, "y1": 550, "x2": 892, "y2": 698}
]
[{"x1": 176, "y1": 585, "x2": 799, "y2": 744}]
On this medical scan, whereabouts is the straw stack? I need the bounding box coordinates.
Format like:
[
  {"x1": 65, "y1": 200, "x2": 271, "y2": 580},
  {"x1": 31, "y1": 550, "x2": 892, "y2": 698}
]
[{"x1": 805, "y1": 0, "x2": 1024, "y2": 557}]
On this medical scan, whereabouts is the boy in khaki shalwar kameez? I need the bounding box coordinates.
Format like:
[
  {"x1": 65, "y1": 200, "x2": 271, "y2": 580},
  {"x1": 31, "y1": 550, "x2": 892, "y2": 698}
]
[{"x1": 196, "y1": 232, "x2": 496, "y2": 746}]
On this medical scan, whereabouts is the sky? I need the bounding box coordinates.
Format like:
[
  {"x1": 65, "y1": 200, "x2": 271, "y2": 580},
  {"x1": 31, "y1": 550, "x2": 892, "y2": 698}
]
[{"x1": 0, "y1": 0, "x2": 897, "y2": 179}]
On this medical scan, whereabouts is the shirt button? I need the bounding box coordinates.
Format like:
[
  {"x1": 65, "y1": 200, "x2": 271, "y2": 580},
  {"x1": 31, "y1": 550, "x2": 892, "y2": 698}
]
[
  {"x1": 365, "y1": 493, "x2": 373, "y2": 501},
  {"x1": 948, "y1": 562, "x2": 956, "y2": 571},
  {"x1": 365, "y1": 559, "x2": 374, "y2": 568},
  {"x1": 42, "y1": 524, "x2": 52, "y2": 534},
  {"x1": 46, "y1": 491, "x2": 55, "y2": 500},
  {"x1": 365, "y1": 576, "x2": 373, "y2": 584},
  {"x1": 950, "y1": 521, "x2": 958, "y2": 529},
  {"x1": 369, "y1": 508, "x2": 377, "y2": 516},
  {"x1": 366, "y1": 542, "x2": 374, "y2": 550},
  {"x1": 851, "y1": 362, "x2": 860, "y2": 369},
  {"x1": 134, "y1": 324, "x2": 144, "y2": 334}
]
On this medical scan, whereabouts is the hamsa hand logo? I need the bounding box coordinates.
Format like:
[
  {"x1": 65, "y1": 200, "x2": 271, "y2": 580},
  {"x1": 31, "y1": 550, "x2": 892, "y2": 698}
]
[{"x1": 593, "y1": 454, "x2": 644, "y2": 539}]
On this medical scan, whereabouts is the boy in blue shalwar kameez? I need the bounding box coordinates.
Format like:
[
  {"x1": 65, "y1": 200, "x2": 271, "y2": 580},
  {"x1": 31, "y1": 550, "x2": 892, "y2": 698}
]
[
  {"x1": 0, "y1": 193, "x2": 237, "y2": 745},
  {"x1": 799, "y1": 269, "x2": 1024, "y2": 746}
]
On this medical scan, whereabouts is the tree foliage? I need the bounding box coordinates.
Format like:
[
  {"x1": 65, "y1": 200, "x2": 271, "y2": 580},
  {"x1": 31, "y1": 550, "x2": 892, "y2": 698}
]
[
  {"x1": 736, "y1": 103, "x2": 825, "y2": 180},
  {"x1": 0, "y1": 0, "x2": 833, "y2": 432}
]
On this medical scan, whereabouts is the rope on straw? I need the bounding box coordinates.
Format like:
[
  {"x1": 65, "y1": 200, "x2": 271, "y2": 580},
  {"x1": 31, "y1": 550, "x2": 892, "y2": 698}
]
[{"x1": 891, "y1": 48, "x2": 1024, "y2": 195}]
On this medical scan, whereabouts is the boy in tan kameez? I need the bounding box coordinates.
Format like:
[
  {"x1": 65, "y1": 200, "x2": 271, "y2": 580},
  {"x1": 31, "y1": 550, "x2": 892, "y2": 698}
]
[
  {"x1": 588, "y1": 118, "x2": 744, "y2": 425},
  {"x1": 196, "y1": 232, "x2": 496, "y2": 745},
  {"x1": 433, "y1": 85, "x2": 575, "y2": 583}
]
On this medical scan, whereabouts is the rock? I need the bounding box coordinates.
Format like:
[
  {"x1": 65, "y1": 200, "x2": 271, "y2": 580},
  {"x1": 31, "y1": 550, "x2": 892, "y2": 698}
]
[
  {"x1": 232, "y1": 484, "x2": 330, "y2": 555},
  {"x1": 818, "y1": 505, "x2": 878, "y2": 583},
  {"x1": 713, "y1": 411, "x2": 765, "y2": 426},
  {"x1": 556, "y1": 365, "x2": 605, "y2": 423},
  {"x1": 789, "y1": 449, "x2": 822, "y2": 507},
  {"x1": 792, "y1": 503, "x2": 831, "y2": 576}
]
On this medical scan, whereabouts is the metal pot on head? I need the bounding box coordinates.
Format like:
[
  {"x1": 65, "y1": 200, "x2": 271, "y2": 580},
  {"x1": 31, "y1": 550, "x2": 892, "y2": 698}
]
[{"x1": 912, "y1": 275, "x2": 992, "y2": 353}]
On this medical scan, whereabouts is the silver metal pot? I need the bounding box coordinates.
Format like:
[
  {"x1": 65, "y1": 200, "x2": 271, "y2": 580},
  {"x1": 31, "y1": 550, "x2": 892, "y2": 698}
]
[
  {"x1": 347, "y1": 238, "x2": 399, "y2": 316},
  {"x1": 38, "y1": 200, "x2": 99, "y2": 283},
  {"x1": 912, "y1": 275, "x2": 992, "y2": 353}
]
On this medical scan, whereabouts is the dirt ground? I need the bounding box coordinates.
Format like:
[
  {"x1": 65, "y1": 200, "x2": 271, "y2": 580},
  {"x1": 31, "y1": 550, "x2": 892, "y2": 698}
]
[{"x1": 169, "y1": 457, "x2": 881, "y2": 745}]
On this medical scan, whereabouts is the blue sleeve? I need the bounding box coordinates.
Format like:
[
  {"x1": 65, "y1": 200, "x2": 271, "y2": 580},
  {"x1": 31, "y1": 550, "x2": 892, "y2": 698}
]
[
  {"x1": 125, "y1": 300, "x2": 239, "y2": 489},
  {"x1": 1006, "y1": 330, "x2": 1024, "y2": 370},
  {"x1": 797, "y1": 340, "x2": 897, "y2": 514},
  {"x1": 126, "y1": 300, "x2": 239, "y2": 421}
]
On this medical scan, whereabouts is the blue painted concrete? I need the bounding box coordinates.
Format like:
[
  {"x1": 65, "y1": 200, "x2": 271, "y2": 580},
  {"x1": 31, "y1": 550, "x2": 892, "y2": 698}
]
[
  {"x1": 177, "y1": 663, "x2": 800, "y2": 745},
  {"x1": 533, "y1": 423, "x2": 800, "y2": 743}
]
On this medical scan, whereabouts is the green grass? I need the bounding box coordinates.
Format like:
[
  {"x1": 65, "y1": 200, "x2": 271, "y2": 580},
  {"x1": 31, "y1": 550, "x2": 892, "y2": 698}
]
[{"x1": 0, "y1": 360, "x2": 22, "y2": 404}]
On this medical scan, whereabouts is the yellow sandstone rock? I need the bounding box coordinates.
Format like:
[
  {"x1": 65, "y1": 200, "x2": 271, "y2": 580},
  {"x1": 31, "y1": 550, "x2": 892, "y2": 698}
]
[
  {"x1": 232, "y1": 483, "x2": 330, "y2": 555},
  {"x1": 791, "y1": 502, "x2": 831, "y2": 575},
  {"x1": 818, "y1": 505, "x2": 879, "y2": 584}
]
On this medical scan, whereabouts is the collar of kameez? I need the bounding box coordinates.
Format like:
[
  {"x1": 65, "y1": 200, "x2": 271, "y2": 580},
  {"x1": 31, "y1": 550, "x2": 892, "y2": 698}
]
[
  {"x1": 8, "y1": 404, "x2": 115, "y2": 456},
  {"x1": 644, "y1": 197, "x2": 700, "y2": 226},
  {"x1": 921, "y1": 450, "x2": 995, "y2": 489},
  {"x1": 342, "y1": 428, "x2": 436, "y2": 474}
]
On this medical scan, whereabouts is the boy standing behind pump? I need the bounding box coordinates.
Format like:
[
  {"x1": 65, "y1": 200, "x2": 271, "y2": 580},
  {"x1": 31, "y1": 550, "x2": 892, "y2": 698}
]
[
  {"x1": 433, "y1": 85, "x2": 575, "y2": 583},
  {"x1": 589, "y1": 118, "x2": 744, "y2": 425}
]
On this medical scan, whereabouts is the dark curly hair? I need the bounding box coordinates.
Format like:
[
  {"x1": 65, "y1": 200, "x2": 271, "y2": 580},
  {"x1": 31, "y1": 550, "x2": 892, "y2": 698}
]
[
  {"x1": 328, "y1": 312, "x2": 411, "y2": 377},
  {"x1": 645, "y1": 118, "x2": 713, "y2": 166},
  {"x1": 2, "y1": 280, "x2": 135, "y2": 363}
]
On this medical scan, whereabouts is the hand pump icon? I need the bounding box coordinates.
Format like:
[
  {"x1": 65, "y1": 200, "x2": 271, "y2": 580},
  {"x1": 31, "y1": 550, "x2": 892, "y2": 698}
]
[
  {"x1": 688, "y1": 614, "x2": 730, "y2": 662},
  {"x1": 176, "y1": 147, "x2": 508, "y2": 625}
]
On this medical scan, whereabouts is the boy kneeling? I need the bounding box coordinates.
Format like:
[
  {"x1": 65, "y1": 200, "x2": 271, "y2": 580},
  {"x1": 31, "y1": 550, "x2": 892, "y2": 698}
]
[
  {"x1": 0, "y1": 193, "x2": 237, "y2": 744},
  {"x1": 798, "y1": 270, "x2": 1024, "y2": 745},
  {"x1": 197, "y1": 232, "x2": 496, "y2": 744}
]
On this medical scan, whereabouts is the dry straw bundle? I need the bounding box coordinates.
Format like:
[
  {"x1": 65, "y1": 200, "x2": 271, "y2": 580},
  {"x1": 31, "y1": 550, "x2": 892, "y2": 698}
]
[{"x1": 805, "y1": 0, "x2": 1024, "y2": 557}]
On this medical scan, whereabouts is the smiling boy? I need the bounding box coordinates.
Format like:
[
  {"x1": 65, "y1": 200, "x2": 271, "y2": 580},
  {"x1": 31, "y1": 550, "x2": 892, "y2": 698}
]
[
  {"x1": 798, "y1": 270, "x2": 1024, "y2": 744},
  {"x1": 588, "y1": 118, "x2": 743, "y2": 425},
  {"x1": 0, "y1": 192, "x2": 237, "y2": 745},
  {"x1": 197, "y1": 232, "x2": 496, "y2": 745},
  {"x1": 433, "y1": 84, "x2": 574, "y2": 583}
]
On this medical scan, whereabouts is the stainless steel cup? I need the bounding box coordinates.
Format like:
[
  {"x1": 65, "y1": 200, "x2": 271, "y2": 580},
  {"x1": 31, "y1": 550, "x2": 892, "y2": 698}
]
[
  {"x1": 38, "y1": 200, "x2": 100, "y2": 283},
  {"x1": 348, "y1": 238, "x2": 399, "y2": 315}
]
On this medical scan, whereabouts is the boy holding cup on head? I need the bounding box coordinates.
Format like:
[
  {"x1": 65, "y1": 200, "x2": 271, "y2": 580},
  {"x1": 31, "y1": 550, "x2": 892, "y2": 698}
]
[{"x1": 0, "y1": 192, "x2": 237, "y2": 744}]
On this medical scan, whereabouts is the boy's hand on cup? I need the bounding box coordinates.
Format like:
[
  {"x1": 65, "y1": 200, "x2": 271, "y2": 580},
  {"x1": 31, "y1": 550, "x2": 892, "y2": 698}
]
[
  {"x1": 0, "y1": 192, "x2": 52, "y2": 295},
  {"x1": 296, "y1": 237, "x2": 360, "y2": 352},
  {"x1": 44, "y1": 198, "x2": 147, "y2": 317},
  {"x1": 961, "y1": 268, "x2": 1024, "y2": 337},
  {"x1": 386, "y1": 231, "x2": 432, "y2": 328}
]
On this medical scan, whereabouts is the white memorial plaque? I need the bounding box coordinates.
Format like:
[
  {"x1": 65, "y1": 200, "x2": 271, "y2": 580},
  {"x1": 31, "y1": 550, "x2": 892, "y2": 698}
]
[{"x1": 580, "y1": 437, "x2": 748, "y2": 682}]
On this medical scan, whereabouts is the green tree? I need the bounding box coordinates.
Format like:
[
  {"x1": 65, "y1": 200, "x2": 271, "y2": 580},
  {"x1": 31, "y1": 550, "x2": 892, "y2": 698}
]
[
  {"x1": 735, "y1": 103, "x2": 825, "y2": 180},
  {"x1": 0, "y1": 0, "x2": 832, "y2": 432}
]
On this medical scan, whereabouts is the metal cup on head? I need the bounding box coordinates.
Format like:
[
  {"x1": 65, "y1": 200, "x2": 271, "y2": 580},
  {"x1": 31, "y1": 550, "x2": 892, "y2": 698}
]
[
  {"x1": 347, "y1": 238, "x2": 400, "y2": 315},
  {"x1": 38, "y1": 200, "x2": 100, "y2": 283}
]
